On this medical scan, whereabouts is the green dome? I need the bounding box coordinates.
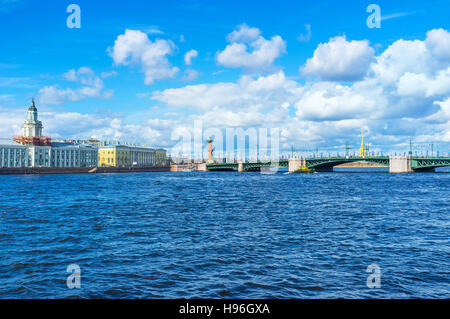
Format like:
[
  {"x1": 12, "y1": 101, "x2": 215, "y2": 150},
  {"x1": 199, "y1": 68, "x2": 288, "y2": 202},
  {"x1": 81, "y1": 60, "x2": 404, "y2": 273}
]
[{"x1": 28, "y1": 98, "x2": 37, "y2": 111}]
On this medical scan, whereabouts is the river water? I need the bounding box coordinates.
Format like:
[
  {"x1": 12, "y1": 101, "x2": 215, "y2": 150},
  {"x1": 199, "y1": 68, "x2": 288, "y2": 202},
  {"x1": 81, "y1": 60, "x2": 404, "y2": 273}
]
[{"x1": 0, "y1": 170, "x2": 449, "y2": 298}]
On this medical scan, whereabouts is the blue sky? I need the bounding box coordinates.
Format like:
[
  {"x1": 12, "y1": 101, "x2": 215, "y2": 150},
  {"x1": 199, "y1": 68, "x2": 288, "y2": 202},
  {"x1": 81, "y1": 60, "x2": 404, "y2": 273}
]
[{"x1": 0, "y1": 0, "x2": 449, "y2": 156}]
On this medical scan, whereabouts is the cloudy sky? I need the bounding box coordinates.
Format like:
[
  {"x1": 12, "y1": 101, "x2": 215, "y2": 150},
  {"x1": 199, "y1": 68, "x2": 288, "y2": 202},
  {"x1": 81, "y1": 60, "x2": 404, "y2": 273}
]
[{"x1": 0, "y1": 0, "x2": 449, "y2": 156}]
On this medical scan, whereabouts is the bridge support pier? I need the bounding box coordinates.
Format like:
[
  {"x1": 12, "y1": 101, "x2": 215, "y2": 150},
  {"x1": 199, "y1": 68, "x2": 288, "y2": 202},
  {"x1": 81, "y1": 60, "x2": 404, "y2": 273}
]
[
  {"x1": 288, "y1": 158, "x2": 306, "y2": 173},
  {"x1": 389, "y1": 156, "x2": 413, "y2": 173},
  {"x1": 196, "y1": 163, "x2": 208, "y2": 172},
  {"x1": 238, "y1": 161, "x2": 244, "y2": 172}
]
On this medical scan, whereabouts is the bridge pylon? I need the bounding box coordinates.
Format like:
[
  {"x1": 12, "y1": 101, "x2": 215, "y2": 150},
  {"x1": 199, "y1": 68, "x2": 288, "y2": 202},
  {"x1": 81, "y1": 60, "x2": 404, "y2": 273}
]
[{"x1": 288, "y1": 158, "x2": 306, "y2": 172}]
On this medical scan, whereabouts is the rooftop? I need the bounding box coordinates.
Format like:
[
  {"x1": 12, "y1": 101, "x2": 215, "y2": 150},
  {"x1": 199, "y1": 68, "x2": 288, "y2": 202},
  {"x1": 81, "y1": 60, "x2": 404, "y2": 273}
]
[
  {"x1": 0, "y1": 139, "x2": 26, "y2": 147},
  {"x1": 98, "y1": 144, "x2": 165, "y2": 151}
]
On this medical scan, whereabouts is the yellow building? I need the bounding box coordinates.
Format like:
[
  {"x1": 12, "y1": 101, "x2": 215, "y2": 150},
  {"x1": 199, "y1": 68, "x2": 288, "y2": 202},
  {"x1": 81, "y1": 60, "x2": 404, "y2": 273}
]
[{"x1": 98, "y1": 145, "x2": 166, "y2": 167}]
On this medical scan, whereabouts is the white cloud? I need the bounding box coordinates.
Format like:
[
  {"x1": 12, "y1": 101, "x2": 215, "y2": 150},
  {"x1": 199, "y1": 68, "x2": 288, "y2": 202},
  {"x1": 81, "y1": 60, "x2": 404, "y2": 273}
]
[
  {"x1": 397, "y1": 68, "x2": 450, "y2": 97},
  {"x1": 301, "y1": 35, "x2": 374, "y2": 81},
  {"x1": 0, "y1": 104, "x2": 178, "y2": 148},
  {"x1": 108, "y1": 29, "x2": 179, "y2": 84},
  {"x1": 38, "y1": 67, "x2": 113, "y2": 105},
  {"x1": 425, "y1": 28, "x2": 450, "y2": 62},
  {"x1": 297, "y1": 24, "x2": 311, "y2": 42},
  {"x1": 0, "y1": 107, "x2": 24, "y2": 137},
  {"x1": 0, "y1": 76, "x2": 36, "y2": 88},
  {"x1": 226, "y1": 23, "x2": 261, "y2": 43},
  {"x1": 0, "y1": 94, "x2": 14, "y2": 101},
  {"x1": 295, "y1": 29, "x2": 450, "y2": 122},
  {"x1": 370, "y1": 29, "x2": 450, "y2": 101},
  {"x1": 152, "y1": 71, "x2": 301, "y2": 112},
  {"x1": 101, "y1": 70, "x2": 118, "y2": 78},
  {"x1": 196, "y1": 104, "x2": 289, "y2": 128},
  {"x1": 426, "y1": 98, "x2": 450, "y2": 123},
  {"x1": 135, "y1": 92, "x2": 150, "y2": 99},
  {"x1": 184, "y1": 49, "x2": 198, "y2": 65},
  {"x1": 295, "y1": 82, "x2": 375, "y2": 121},
  {"x1": 381, "y1": 12, "x2": 415, "y2": 21},
  {"x1": 150, "y1": 28, "x2": 450, "y2": 152},
  {"x1": 63, "y1": 69, "x2": 78, "y2": 81},
  {"x1": 370, "y1": 39, "x2": 429, "y2": 85},
  {"x1": 144, "y1": 26, "x2": 164, "y2": 35},
  {"x1": 182, "y1": 69, "x2": 199, "y2": 82},
  {"x1": 216, "y1": 24, "x2": 286, "y2": 72},
  {"x1": 38, "y1": 86, "x2": 82, "y2": 105}
]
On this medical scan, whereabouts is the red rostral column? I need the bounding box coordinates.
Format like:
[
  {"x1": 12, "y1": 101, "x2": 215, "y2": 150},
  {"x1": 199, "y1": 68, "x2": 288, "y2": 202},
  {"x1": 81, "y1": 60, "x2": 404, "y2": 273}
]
[{"x1": 208, "y1": 137, "x2": 214, "y2": 163}]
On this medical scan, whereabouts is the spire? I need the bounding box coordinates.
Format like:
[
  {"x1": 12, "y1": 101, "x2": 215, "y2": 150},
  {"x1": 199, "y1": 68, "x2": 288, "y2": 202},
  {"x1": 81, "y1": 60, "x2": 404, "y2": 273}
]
[
  {"x1": 360, "y1": 127, "x2": 365, "y2": 157},
  {"x1": 24, "y1": 98, "x2": 42, "y2": 137},
  {"x1": 29, "y1": 98, "x2": 37, "y2": 111}
]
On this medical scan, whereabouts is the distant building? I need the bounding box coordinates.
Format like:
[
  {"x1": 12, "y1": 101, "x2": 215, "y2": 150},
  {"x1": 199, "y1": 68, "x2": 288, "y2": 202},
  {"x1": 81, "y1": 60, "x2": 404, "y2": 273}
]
[
  {"x1": 0, "y1": 139, "x2": 28, "y2": 168},
  {"x1": 26, "y1": 143, "x2": 98, "y2": 168},
  {"x1": 3, "y1": 100, "x2": 167, "y2": 169},
  {"x1": 14, "y1": 99, "x2": 51, "y2": 147},
  {"x1": 98, "y1": 145, "x2": 166, "y2": 167},
  {"x1": 12, "y1": 100, "x2": 98, "y2": 168}
]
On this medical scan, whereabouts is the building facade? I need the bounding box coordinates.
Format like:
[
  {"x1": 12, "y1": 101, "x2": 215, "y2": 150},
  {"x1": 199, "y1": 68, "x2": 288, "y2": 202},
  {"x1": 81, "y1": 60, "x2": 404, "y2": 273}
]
[
  {"x1": 10, "y1": 101, "x2": 99, "y2": 168},
  {"x1": 98, "y1": 145, "x2": 167, "y2": 167},
  {"x1": 0, "y1": 140, "x2": 28, "y2": 168},
  {"x1": 26, "y1": 144, "x2": 98, "y2": 168},
  {"x1": 50, "y1": 145, "x2": 98, "y2": 168},
  {"x1": 2, "y1": 100, "x2": 167, "y2": 169}
]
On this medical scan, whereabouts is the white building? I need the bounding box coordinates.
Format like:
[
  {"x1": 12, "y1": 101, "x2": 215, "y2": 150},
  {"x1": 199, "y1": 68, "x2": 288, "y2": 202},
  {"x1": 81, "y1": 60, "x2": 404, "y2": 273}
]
[
  {"x1": 9, "y1": 101, "x2": 99, "y2": 168},
  {"x1": 49, "y1": 143, "x2": 98, "y2": 168},
  {"x1": 0, "y1": 140, "x2": 28, "y2": 168},
  {"x1": 26, "y1": 143, "x2": 98, "y2": 168},
  {"x1": 27, "y1": 146, "x2": 51, "y2": 167}
]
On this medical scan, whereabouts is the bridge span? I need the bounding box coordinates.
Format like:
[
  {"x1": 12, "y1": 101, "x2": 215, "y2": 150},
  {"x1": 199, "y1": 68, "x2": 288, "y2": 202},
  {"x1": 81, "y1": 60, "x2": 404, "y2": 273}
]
[{"x1": 204, "y1": 156, "x2": 450, "y2": 173}]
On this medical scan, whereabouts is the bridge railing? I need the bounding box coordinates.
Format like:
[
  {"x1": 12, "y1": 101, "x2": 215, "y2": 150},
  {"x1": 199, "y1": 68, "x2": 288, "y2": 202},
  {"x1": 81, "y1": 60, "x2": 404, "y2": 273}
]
[{"x1": 207, "y1": 155, "x2": 449, "y2": 165}]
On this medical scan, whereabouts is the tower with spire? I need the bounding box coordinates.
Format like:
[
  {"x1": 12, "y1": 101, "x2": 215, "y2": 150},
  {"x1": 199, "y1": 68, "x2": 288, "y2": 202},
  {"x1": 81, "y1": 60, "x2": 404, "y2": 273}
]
[
  {"x1": 23, "y1": 98, "x2": 43, "y2": 137},
  {"x1": 359, "y1": 127, "x2": 365, "y2": 157}
]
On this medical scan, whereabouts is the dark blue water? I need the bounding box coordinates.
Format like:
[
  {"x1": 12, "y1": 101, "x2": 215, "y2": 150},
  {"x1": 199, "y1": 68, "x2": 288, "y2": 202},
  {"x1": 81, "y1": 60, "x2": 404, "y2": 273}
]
[{"x1": 0, "y1": 170, "x2": 449, "y2": 298}]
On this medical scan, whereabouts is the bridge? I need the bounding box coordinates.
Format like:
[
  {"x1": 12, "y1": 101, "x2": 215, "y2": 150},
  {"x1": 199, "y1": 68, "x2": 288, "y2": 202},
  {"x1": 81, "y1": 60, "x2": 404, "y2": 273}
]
[{"x1": 204, "y1": 156, "x2": 450, "y2": 173}]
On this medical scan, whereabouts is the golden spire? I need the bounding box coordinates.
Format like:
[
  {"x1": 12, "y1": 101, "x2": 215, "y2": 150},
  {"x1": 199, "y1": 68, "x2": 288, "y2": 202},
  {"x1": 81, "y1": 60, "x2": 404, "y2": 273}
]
[{"x1": 360, "y1": 127, "x2": 365, "y2": 157}]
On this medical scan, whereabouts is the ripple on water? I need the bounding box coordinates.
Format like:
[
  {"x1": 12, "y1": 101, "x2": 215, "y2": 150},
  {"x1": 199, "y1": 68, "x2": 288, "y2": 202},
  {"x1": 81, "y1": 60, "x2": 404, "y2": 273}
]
[{"x1": 0, "y1": 171, "x2": 449, "y2": 298}]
